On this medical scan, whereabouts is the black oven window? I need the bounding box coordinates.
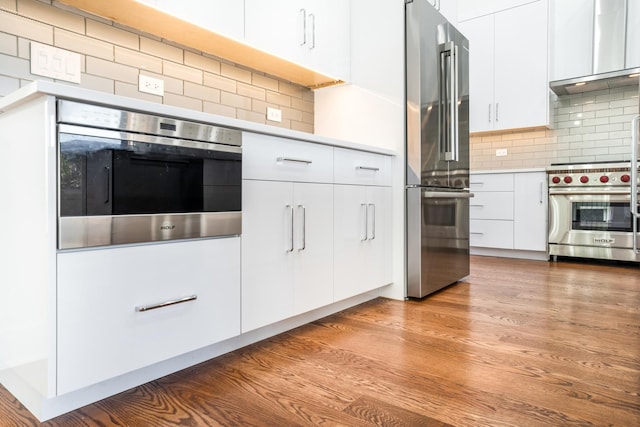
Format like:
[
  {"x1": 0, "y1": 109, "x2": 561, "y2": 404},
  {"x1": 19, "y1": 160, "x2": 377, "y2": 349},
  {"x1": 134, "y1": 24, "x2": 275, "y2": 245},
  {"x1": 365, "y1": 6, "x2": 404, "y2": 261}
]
[{"x1": 571, "y1": 201, "x2": 634, "y2": 232}]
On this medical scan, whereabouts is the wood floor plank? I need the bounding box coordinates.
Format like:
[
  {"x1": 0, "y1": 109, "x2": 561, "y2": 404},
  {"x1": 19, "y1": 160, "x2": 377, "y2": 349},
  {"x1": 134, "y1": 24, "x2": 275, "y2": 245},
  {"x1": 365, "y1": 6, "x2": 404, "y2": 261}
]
[{"x1": 0, "y1": 255, "x2": 638, "y2": 426}]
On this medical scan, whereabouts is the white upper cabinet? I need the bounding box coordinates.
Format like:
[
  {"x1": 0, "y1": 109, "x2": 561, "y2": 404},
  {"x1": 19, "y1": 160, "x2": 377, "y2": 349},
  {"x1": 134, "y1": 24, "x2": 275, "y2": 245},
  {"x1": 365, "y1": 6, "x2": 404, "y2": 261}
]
[
  {"x1": 139, "y1": 0, "x2": 245, "y2": 40},
  {"x1": 244, "y1": 0, "x2": 350, "y2": 81},
  {"x1": 458, "y1": 0, "x2": 549, "y2": 132},
  {"x1": 627, "y1": 0, "x2": 640, "y2": 68},
  {"x1": 549, "y1": 0, "x2": 594, "y2": 81},
  {"x1": 457, "y1": 0, "x2": 537, "y2": 21}
]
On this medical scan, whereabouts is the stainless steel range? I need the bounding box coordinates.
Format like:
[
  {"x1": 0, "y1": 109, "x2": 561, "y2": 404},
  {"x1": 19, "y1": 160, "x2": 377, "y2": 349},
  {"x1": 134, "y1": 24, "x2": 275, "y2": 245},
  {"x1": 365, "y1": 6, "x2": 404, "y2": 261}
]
[{"x1": 546, "y1": 161, "x2": 639, "y2": 262}]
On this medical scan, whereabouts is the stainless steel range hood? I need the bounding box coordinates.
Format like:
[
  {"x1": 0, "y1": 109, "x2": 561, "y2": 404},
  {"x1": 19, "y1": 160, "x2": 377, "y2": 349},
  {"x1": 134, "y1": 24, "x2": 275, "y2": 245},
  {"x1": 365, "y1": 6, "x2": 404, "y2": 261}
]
[{"x1": 550, "y1": 67, "x2": 640, "y2": 96}]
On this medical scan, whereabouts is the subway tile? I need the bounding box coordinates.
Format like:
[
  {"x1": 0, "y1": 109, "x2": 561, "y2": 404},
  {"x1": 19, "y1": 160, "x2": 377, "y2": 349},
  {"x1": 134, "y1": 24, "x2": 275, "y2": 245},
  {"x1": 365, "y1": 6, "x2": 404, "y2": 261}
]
[
  {"x1": 0, "y1": 8, "x2": 52, "y2": 43},
  {"x1": 557, "y1": 134, "x2": 584, "y2": 143},
  {"x1": 569, "y1": 111, "x2": 595, "y2": 120},
  {"x1": 581, "y1": 117, "x2": 609, "y2": 126},
  {"x1": 609, "y1": 98, "x2": 638, "y2": 109},
  {"x1": 0, "y1": 52, "x2": 33, "y2": 80},
  {"x1": 55, "y1": 28, "x2": 113, "y2": 60},
  {"x1": 86, "y1": 56, "x2": 137, "y2": 84},
  {"x1": 291, "y1": 120, "x2": 313, "y2": 133},
  {"x1": 557, "y1": 105, "x2": 583, "y2": 115},
  {"x1": 17, "y1": 36, "x2": 28, "y2": 58},
  {"x1": 291, "y1": 97, "x2": 313, "y2": 113},
  {"x1": 79, "y1": 73, "x2": 114, "y2": 93},
  {"x1": 279, "y1": 81, "x2": 304, "y2": 99},
  {"x1": 115, "y1": 80, "x2": 161, "y2": 103},
  {"x1": 268, "y1": 118, "x2": 292, "y2": 129},
  {"x1": 0, "y1": 74, "x2": 19, "y2": 95},
  {"x1": 266, "y1": 91, "x2": 291, "y2": 107},
  {"x1": 569, "y1": 126, "x2": 596, "y2": 135},
  {"x1": 595, "y1": 123, "x2": 624, "y2": 133},
  {"x1": 237, "y1": 82, "x2": 265, "y2": 101},
  {"x1": 184, "y1": 51, "x2": 220, "y2": 74},
  {"x1": 624, "y1": 105, "x2": 640, "y2": 114},
  {"x1": 252, "y1": 73, "x2": 278, "y2": 91},
  {"x1": 281, "y1": 106, "x2": 302, "y2": 122},
  {"x1": 582, "y1": 147, "x2": 610, "y2": 156},
  {"x1": 236, "y1": 108, "x2": 265, "y2": 124},
  {"x1": 203, "y1": 100, "x2": 235, "y2": 118},
  {"x1": 582, "y1": 132, "x2": 610, "y2": 141},
  {"x1": 302, "y1": 89, "x2": 313, "y2": 102},
  {"x1": 86, "y1": 20, "x2": 137, "y2": 50},
  {"x1": 595, "y1": 107, "x2": 624, "y2": 118},
  {"x1": 0, "y1": 32, "x2": 17, "y2": 55},
  {"x1": 115, "y1": 46, "x2": 162, "y2": 73},
  {"x1": 18, "y1": 0, "x2": 84, "y2": 34},
  {"x1": 583, "y1": 101, "x2": 612, "y2": 112},
  {"x1": 163, "y1": 60, "x2": 202, "y2": 84},
  {"x1": 610, "y1": 130, "x2": 632, "y2": 139},
  {"x1": 610, "y1": 113, "x2": 639, "y2": 124},
  {"x1": 184, "y1": 81, "x2": 220, "y2": 103},
  {"x1": 163, "y1": 92, "x2": 202, "y2": 111},
  {"x1": 220, "y1": 63, "x2": 251, "y2": 84},
  {"x1": 0, "y1": 0, "x2": 17, "y2": 11},
  {"x1": 221, "y1": 91, "x2": 251, "y2": 110},
  {"x1": 140, "y1": 36, "x2": 182, "y2": 63},
  {"x1": 204, "y1": 72, "x2": 236, "y2": 93},
  {"x1": 302, "y1": 111, "x2": 313, "y2": 124},
  {"x1": 595, "y1": 91, "x2": 624, "y2": 103}
]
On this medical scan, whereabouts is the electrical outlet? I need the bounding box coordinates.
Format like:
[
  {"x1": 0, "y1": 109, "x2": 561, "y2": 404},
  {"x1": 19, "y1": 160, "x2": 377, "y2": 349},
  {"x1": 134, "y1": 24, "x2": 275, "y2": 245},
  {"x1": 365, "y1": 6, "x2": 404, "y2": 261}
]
[
  {"x1": 139, "y1": 74, "x2": 164, "y2": 96},
  {"x1": 496, "y1": 148, "x2": 508, "y2": 157},
  {"x1": 267, "y1": 107, "x2": 282, "y2": 122},
  {"x1": 30, "y1": 42, "x2": 81, "y2": 84}
]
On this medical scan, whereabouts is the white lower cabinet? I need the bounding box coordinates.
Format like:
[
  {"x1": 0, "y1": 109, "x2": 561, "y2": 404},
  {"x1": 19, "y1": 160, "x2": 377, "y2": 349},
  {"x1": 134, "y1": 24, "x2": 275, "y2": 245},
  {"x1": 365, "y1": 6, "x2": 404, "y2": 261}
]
[
  {"x1": 241, "y1": 180, "x2": 333, "y2": 333},
  {"x1": 514, "y1": 172, "x2": 547, "y2": 251},
  {"x1": 334, "y1": 185, "x2": 392, "y2": 301},
  {"x1": 57, "y1": 238, "x2": 241, "y2": 395}
]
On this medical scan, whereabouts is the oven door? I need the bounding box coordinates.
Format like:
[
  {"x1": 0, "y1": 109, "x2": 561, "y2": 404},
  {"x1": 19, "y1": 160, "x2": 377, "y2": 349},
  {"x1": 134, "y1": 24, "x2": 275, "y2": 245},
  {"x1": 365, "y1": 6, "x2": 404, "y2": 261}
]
[
  {"x1": 58, "y1": 125, "x2": 242, "y2": 249},
  {"x1": 549, "y1": 189, "x2": 639, "y2": 250}
]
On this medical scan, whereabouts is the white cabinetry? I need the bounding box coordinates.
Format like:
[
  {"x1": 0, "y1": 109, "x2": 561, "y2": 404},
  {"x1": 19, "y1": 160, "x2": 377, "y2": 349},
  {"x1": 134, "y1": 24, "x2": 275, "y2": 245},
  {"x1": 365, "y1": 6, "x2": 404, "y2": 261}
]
[
  {"x1": 457, "y1": 0, "x2": 538, "y2": 21},
  {"x1": 244, "y1": 0, "x2": 350, "y2": 80},
  {"x1": 458, "y1": 1, "x2": 549, "y2": 132},
  {"x1": 138, "y1": 0, "x2": 244, "y2": 40},
  {"x1": 333, "y1": 148, "x2": 392, "y2": 301},
  {"x1": 549, "y1": 0, "x2": 594, "y2": 81},
  {"x1": 241, "y1": 133, "x2": 334, "y2": 332},
  {"x1": 57, "y1": 238, "x2": 241, "y2": 394},
  {"x1": 628, "y1": 0, "x2": 640, "y2": 68},
  {"x1": 470, "y1": 171, "x2": 547, "y2": 257}
]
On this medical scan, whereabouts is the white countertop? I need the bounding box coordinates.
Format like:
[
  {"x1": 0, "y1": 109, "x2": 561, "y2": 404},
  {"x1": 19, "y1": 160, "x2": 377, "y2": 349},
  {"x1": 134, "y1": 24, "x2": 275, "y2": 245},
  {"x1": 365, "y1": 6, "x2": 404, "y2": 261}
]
[
  {"x1": 0, "y1": 81, "x2": 395, "y2": 156},
  {"x1": 471, "y1": 168, "x2": 546, "y2": 174}
]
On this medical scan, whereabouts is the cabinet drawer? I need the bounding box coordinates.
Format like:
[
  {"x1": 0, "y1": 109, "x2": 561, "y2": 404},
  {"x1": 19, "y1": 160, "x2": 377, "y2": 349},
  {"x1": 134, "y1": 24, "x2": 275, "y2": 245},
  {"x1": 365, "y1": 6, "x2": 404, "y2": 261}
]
[
  {"x1": 243, "y1": 132, "x2": 333, "y2": 183},
  {"x1": 470, "y1": 191, "x2": 514, "y2": 220},
  {"x1": 334, "y1": 147, "x2": 392, "y2": 186},
  {"x1": 57, "y1": 238, "x2": 240, "y2": 394},
  {"x1": 469, "y1": 173, "x2": 514, "y2": 192},
  {"x1": 470, "y1": 219, "x2": 514, "y2": 249}
]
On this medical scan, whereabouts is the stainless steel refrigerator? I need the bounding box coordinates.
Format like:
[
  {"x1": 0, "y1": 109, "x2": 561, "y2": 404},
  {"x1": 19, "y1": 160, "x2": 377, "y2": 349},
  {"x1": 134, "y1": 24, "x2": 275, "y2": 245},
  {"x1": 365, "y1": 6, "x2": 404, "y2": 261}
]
[{"x1": 406, "y1": 0, "x2": 472, "y2": 298}]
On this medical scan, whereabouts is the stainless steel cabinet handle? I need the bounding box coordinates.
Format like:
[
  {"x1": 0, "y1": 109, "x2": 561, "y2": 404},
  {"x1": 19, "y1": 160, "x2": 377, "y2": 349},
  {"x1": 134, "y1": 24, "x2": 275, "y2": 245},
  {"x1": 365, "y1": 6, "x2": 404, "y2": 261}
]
[
  {"x1": 470, "y1": 204, "x2": 484, "y2": 207},
  {"x1": 496, "y1": 102, "x2": 499, "y2": 122},
  {"x1": 368, "y1": 203, "x2": 376, "y2": 240},
  {"x1": 286, "y1": 204, "x2": 294, "y2": 252},
  {"x1": 539, "y1": 182, "x2": 544, "y2": 204},
  {"x1": 298, "y1": 204, "x2": 306, "y2": 251},
  {"x1": 309, "y1": 13, "x2": 316, "y2": 50},
  {"x1": 104, "y1": 166, "x2": 111, "y2": 204},
  {"x1": 361, "y1": 203, "x2": 368, "y2": 241},
  {"x1": 356, "y1": 166, "x2": 380, "y2": 172},
  {"x1": 135, "y1": 295, "x2": 197, "y2": 312},
  {"x1": 277, "y1": 157, "x2": 313, "y2": 164},
  {"x1": 488, "y1": 104, "x2": 491, "y2": 123},
  {"x1": 550, "y1": 190, "x2": 632, "y2": 196},
  {"x1": 470, "y1": 232, "x2": 484, "y2": 235},
  {"x1": 299, "y1": 8, "x2": 306, "y2": 46},
  {"x1": 423, "y1": 191, "x2": 474, "y2": 199}
]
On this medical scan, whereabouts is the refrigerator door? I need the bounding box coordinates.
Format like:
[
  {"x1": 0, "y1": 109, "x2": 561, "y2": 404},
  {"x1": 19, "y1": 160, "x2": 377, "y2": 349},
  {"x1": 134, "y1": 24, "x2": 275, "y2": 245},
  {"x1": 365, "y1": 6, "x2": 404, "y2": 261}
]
[
  {"x1": 407, "y1": 187, "x2": 471, "y2": 298},
  {"x1": 406, "y1": 0, "x2": 469, "y2": 189}
]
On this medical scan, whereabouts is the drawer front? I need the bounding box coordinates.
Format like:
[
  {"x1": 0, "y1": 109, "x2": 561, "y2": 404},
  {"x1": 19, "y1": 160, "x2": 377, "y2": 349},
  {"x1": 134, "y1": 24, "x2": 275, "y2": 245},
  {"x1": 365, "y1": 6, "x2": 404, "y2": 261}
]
[
  {"x1": 470, "y1": 191, "x2": 514, "y2": 220},
  {"x1": 57, "y1": 238, "x2": 240, "y2": 395},
  {"x1": 242, "y1": 132, "x2": 333, "y2": 183},
  {"x1": 470, "y1": 219, "x2": 514, "y2": 249},
  {"x1": 469, "y1": 173, "x2": 514, "y2": 192},
  {"x1": 334, "y1": 148, "x2": 392, "y2": 186}
]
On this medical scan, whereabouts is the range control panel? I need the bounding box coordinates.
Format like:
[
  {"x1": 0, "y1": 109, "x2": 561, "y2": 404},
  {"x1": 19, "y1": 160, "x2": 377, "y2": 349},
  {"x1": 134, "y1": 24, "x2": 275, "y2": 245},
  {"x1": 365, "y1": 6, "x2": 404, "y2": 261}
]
[{"x1": 546, "y1": 162, "x2": 637, "y2": 187}]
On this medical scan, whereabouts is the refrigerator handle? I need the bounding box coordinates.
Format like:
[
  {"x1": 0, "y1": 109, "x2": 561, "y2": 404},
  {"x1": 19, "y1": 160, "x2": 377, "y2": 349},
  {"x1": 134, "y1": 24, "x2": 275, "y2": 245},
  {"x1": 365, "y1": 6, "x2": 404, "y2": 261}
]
[{"x1": 440, "y1": 41, "x2": 458, "y2": 162}]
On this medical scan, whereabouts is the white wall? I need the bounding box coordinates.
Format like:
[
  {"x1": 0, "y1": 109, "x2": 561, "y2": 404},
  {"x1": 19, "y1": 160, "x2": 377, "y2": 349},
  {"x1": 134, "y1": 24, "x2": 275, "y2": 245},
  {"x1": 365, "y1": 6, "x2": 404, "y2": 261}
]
[{"x1": 314, "y1": 0, "x2": 406, "y2": 299}]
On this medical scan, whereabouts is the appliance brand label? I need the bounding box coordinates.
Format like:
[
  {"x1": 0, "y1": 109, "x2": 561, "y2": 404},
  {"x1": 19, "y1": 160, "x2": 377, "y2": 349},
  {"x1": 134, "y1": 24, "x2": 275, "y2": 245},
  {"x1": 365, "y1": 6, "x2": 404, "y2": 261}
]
[
  {"x1": 593, "y1": 237, "x2": 614, "y2": 245},
  {"x1": 160, "y1": 223, "x2": 176, "y2": 231}
]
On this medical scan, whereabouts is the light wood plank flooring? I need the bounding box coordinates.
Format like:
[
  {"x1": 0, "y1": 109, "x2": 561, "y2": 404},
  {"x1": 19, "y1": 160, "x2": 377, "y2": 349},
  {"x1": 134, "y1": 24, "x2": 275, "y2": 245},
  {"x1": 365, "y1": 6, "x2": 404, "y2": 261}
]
[{"x1": 1, "y1": 256, "x2": 639, "y2": 426}]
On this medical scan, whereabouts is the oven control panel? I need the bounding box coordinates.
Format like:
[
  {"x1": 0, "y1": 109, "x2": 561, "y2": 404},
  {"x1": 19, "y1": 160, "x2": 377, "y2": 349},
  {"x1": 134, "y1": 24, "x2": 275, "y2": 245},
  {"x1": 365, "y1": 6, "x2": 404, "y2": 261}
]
[{"x1": 546, "y1": 162, "x2": 637, "y2": 188}]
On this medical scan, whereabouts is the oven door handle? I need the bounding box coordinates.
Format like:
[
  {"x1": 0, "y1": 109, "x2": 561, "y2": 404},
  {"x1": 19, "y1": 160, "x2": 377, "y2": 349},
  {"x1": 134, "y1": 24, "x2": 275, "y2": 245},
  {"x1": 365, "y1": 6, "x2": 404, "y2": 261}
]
[
  {"x1": 549, "y1": 190, "x2": 633, "y2": 196},
  {"x1": 422, "y1": 191, "x2": 474, "y2": 199}
]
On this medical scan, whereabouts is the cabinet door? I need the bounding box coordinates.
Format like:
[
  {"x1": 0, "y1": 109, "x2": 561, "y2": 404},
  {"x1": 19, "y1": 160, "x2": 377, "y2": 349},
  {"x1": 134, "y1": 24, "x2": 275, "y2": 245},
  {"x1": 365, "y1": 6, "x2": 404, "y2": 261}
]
[
  {"x1": 292, "y1": 183, "x2": 334, "y2": 315},
  {"x1": 550, "y1": 0, "x2": 594, "y2": 81},
  {"x1": 141, "y1": 0, "x2": 245, "y2": 40},
  {"x1": 57, "y1": 238, "x2": 240, "y2": 394},
  {"x1": 305, "y1": 0, "x2": 351, "y2": 80},
  {"x1": 241, "y1": 180, "x2": 294, "y2": 333},
  {"x1": 334, "y1": 185, "x2": 391, "y2": 301},
  {"x1": 458, "y1": 0, "x2": 538, "y2": 21},
  {"x1": 627, "y1": 0, "x2": 640, "y2": 68},
  {"x1": 514, "y1": 172, "x2": 547, "y2": 251},
  {"x1": 494, "y1": 1, "x2": 548, "y2": 130},
  {"x1": 458, "y1": 14, "x2": 495, "y2": 133}
]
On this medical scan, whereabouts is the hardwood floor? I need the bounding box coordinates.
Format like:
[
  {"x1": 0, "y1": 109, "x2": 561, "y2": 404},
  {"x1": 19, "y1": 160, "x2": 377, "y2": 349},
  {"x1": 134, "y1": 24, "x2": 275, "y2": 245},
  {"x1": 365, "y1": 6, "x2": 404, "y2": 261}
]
[{"x1": 1, "y1": 256, "x2": 639, "y2": 426}]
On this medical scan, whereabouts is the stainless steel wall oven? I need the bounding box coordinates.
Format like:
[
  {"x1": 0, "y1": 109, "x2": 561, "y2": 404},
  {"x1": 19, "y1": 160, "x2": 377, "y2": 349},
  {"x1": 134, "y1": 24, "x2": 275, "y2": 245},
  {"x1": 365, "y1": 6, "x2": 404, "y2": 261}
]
[{"x1": 57, "y1": 100, "x2": 242, "y2": 249}]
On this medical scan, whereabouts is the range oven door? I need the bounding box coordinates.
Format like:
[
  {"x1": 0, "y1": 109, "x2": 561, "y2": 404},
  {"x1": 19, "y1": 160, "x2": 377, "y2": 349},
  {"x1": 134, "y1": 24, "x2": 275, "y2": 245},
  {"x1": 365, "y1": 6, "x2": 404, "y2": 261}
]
[
  {"x1": 58, "y1": 125, "x2": 242, "y2": 249},
  {"x1": 549, "y1": 190, "x2": 639, "y2": 251}
]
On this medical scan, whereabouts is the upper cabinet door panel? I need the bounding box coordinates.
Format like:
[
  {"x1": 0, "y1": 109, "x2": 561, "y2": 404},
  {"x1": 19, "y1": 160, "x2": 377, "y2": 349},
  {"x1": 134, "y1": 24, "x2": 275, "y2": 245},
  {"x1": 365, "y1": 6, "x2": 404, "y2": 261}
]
[
  {"x1": 627, "y1": 0, "x2": 640, "y2": 68},
  {"x1": 144, "y1": 0, "x2": 245, "y2": 40},
  {"x1": 305, "y1": 0, "x2": 350, "y2": 79},
  {"x1": 457, "y1": 0, "x2": 538, "y2": 21},
  {"x1": 549, "y1": 0, "x2": 594, "y2": 81},
  {"x1": 493, "y1": 0, "x2": 548, "y2": 130}
]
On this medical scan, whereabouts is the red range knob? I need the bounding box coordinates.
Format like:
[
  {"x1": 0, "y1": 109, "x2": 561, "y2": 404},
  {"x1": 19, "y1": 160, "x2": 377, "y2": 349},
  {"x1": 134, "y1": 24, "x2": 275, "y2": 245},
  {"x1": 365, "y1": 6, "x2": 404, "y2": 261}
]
[
  {"x1": 621, "y1": 174, "x2": 630, "y2": 183},
  {"x1": 580, "y1": 176, "x2": 589, "y2": 183},
  {"x1": 552, "y1": 176, "x2": 561, "y2": 184},
  {"x1": 564, "y1": 176, "x2": 573, "y2": 184},
  {"x1": 600, "y1": 175, "x2": 610, "y2": 183}
]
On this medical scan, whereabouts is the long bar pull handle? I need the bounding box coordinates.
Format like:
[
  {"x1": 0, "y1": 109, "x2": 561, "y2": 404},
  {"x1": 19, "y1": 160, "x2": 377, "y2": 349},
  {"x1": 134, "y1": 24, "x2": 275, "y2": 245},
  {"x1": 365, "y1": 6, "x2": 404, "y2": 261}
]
[
  {"x1": 439, "y1": 41, "x2": 458, "y2": 162},
  {"x1": 356, "y1": 166, "x2": 380, "y2": 172},
  {"x1": 286, "y1": 204, "x2": 294, "y2": 252},
  {"x1": 277, "y1": 157, "x2": 313, "y2": 164},
  {"x1": 495, "y1": 103, "x2": 499, "y2": 122},
  {"x1": 539, "y1": 182, "x2": 544, "y2": 204},
  {"x1": 630, "y1": 114, "x2": 640, "y2": 253},
  {"x1": 361, "y1": 203, "x2": 368, "y2": 241},
  {"x1": 299, "y1": 9, "x2": 306, "y2": 46},
  {"x1": 309, "y1": 13, "x2": 316, "y2": 50},
  {"x1": 135, "y1": 295, "x2": 197, "y2": 312},
  {"x1": 104, "y1": 166, "x2": 111, "y2": 204},
  {"x1": 488, "y1": 104, "x2": 492, "y2": 123},
  {"x1": 298, "y1": 204, "x2": 306, "y2": 251},
  {"x1": 368, "y1": 204, "x2": 376, "y2": 240}
]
